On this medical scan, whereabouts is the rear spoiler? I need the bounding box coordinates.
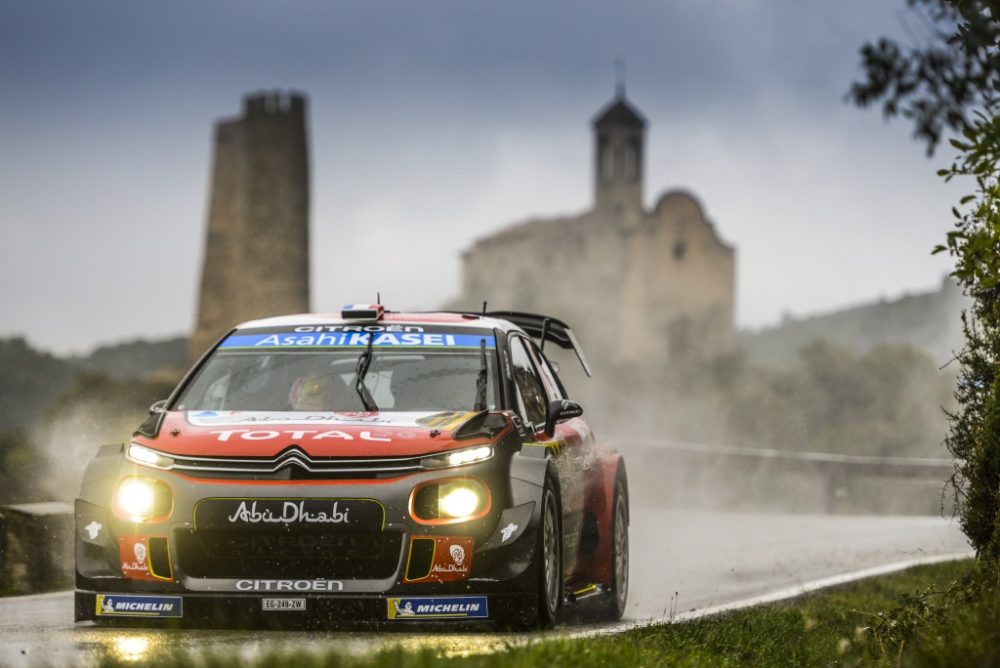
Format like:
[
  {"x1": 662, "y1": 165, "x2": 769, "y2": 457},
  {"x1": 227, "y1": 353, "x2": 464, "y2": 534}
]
[{"x1": 442, "y1": 310, "x2": 593, "y2": 377}]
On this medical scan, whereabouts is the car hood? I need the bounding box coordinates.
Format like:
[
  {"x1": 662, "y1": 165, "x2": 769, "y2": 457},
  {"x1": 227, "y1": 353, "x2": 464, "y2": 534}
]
[{"x1": 133, "y1": 410, "x2": 491, "y2": 458}]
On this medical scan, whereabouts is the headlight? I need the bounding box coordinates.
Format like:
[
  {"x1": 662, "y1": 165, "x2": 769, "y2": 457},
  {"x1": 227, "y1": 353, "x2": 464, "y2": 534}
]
[
  {"x1": 409, "y1": 477, "x2": 491, "y2": 524},
  {"x1": 113, "y1": 476, "x2": 172, "y2": 522},
  {"x1": 420, "y1": 445, "x2": 493, "y2": 469},
  {"x1": 126, "y1": 443, "x2": 175, "y2": 470}
]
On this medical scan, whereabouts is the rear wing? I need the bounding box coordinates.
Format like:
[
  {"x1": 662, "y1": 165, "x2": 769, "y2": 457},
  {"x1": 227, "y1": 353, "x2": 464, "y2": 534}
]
[{"x1": 456, "y1": 310, "x2": 593, "y2": 377}]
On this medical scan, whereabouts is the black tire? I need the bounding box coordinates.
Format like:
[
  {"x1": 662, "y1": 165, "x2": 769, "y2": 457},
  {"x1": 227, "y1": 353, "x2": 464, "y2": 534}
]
[
  {"x1": 537, "y1": 478, "x2": 562, "y2": 629},
  {"x1": 596, "y1": 470, "x2": 629, "y2": 621},
  {"x1": 494, "y1": 474, "x2": 562, "y2": 631}
]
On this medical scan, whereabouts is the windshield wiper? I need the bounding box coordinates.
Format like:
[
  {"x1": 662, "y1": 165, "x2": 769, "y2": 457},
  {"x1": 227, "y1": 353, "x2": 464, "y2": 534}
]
[
  {"x1": 474, "y1": 338, "x2": 488, "y2": 412},
  {"x1": 354, "y1": 332, "x2": 378, "y2": 411}
]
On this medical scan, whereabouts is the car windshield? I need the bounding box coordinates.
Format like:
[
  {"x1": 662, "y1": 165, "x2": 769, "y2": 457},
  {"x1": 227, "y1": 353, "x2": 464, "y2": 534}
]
[{"x1": 173, "y1": 326, "x2": 498, "y2": 413}]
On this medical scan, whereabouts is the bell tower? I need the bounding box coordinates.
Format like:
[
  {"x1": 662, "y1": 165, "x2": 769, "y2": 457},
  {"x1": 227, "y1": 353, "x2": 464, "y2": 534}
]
[{"x1": 592, "y1": 81, "x2": 646, "y2": 214}]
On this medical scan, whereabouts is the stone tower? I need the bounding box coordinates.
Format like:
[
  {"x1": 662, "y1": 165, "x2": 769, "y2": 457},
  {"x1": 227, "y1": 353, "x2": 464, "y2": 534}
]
[
  {"x1": 593, "y1": 92, "x2": 645, "y2": 216},
  {"x1": 191, "y1": 91, "x2": 310, "y2": 359}
]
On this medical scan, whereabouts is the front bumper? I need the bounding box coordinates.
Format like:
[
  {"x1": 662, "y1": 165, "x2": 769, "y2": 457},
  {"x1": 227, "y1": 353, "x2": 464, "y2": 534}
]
[
  {"x1": 74, "y1": 589, "x2": 537, "y2": 627},
  {"x1": 75, "y1": 463, "x2": 542, "y2": 624}
]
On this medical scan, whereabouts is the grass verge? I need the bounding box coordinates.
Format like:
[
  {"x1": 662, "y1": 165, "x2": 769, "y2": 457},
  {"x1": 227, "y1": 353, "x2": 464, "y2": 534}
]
[{"x1": 95, "y1": 559, "x2": 987, "y2": 667}]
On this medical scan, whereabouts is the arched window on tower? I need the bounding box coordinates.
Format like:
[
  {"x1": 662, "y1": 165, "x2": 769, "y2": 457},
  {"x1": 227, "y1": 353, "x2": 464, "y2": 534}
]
[
  {"x1": 624, "y1": 138, "x2": 640, "y2": 181},
  {"x1": 600, "y1": 136, "x2": 614, "y2": 183}
]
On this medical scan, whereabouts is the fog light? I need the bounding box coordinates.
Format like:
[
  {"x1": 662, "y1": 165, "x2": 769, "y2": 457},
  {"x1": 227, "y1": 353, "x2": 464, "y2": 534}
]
[
  {"x1": 439, "y1": 485, "x2": 481, "y2": 519},
  {"x1": 410, "y1": 478, "x2": 490, "y2": 524},
  {"x1": 113, "y1": 477, "x2": 171, "y2": 522}
]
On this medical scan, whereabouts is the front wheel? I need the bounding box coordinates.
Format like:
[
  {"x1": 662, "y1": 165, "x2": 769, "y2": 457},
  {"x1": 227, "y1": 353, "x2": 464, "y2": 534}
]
[
  {"x1": 537, "y1": 481, "x2": 562, "y2": 628},
  {"x1": 596, "y1": 472, "x2": 629, "y2": 620},
  {"x1": 495, "y1": 475, "x2": 561, "y2": 631}
]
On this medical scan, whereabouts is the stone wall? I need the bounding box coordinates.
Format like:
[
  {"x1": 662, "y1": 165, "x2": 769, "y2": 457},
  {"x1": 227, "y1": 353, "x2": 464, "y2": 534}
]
[{"x1": 0, "y1": 502, "x2": 73, "y2": 594}]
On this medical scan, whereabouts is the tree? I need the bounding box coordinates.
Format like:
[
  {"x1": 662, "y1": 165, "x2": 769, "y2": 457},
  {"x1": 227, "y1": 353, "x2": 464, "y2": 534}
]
[
  {"x1": 852, "y1": 0, "x2": 1000, "y2": 558},
  {"x1": 848, "y1": 0, "x2": 1000, "y2": 155},
  {"x1": 938, "y1": 117, "x2": 1000, "y2": 559}
]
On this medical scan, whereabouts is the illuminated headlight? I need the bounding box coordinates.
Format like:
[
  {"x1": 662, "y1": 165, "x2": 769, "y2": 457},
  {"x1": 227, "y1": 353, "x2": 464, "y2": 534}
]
[
  {"x1": 421, "y1": 445, "x2": 493, "y2": 469},
  {"x1": 410, "y1": 478, "x2": 490, "y2": 524},
  {"x1": 113, "y1": 477, "x2": 172, "y2": 522},
  {"x1": 126, "y1": 443, "x2": 175, "y2": 470}
]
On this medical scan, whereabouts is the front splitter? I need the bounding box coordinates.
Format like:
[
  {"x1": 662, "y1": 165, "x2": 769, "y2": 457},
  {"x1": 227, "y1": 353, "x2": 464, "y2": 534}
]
[{"x1": 74, "y1": 590, "x2": 537, "y2": 629}]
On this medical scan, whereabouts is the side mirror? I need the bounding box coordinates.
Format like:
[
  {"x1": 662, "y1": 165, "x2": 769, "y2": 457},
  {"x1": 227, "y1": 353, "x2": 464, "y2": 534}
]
[
  {"x1": 149, "y1": 399, "x2": 168, "y2": 415},
  {"x1": 543, "y1": 399, "x2": 584, "y2": 436}
]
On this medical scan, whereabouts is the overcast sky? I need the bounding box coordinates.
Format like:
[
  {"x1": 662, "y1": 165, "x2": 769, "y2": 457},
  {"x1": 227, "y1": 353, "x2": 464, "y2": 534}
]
[{"x1": 0, "y1": 1, "x2": 963, "y2": 354}]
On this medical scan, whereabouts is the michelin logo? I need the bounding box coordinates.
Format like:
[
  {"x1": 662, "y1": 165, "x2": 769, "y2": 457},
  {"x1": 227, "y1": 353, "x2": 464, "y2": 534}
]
[
  {"x1": 96, "y1": 594, "x2": 183, "y2": 618},
  {"x1": 387, "y1": 596, "x2": 488, "y2": 620}
]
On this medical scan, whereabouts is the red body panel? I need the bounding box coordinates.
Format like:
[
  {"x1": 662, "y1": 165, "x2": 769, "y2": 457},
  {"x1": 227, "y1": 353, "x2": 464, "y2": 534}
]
[
  {"x1": 572, "y1": 449, "x2": 623, "y2": 585},
  {"x1": 136, "y1": 411, "x2": 494, "y2": 458}
]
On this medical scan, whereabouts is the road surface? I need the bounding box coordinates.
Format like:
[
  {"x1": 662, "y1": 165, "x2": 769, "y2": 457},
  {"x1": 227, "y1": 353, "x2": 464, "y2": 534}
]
[{"x1": 0, "y1": 509, "x2": 970, "y2": 667}]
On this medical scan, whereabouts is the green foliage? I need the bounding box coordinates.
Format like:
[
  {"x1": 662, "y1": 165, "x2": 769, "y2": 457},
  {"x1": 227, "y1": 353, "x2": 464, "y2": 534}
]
[
  {"x1": 607, "y1": 342, "x2": 956, "y2": 458},
  {"x1": 848, "y1": 0, "x2": 1000, "y2": 154},
  {"x1": 842, "y1": 559, "x2": 1000, "y2": 667},
  {"x1": 752, "y1": 342, "x2": 953, "y2": 456},
  {"x1": 852, "y1": 0, "x2": 1000, "y2": 561},
  {"x1": 934, "y1": 114, "x2": 1000, "y2": 559},
  {"x1": 862, "y1": 561, "x2": 991, "y2": 664}
]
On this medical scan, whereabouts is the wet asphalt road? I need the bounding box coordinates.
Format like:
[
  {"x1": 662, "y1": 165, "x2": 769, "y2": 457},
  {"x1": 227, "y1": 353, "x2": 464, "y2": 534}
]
[{"x1": 0, "y1": 508, "x2": 970, "y2": 667}]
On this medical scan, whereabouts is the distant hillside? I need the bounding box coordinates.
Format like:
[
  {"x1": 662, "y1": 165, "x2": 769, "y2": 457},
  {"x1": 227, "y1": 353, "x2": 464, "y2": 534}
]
[
  {"x1": 0, "y1": 335, "x2": 188, "y2": 434},
  {"x1": 74, "y1": 336, "x2": 189, "y2": 381},
  {"x1": 740, "y1": 278, "x2": 967, "y2": 369},
  {"x1": 0, "y1": 338, "x2": 79, "y2": 433}
]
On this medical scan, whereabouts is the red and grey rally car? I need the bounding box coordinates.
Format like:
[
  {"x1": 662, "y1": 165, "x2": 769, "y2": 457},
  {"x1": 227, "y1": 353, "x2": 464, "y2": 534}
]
[{"x1": 74, "y1": 306, "x2": 628, "y2": 628}]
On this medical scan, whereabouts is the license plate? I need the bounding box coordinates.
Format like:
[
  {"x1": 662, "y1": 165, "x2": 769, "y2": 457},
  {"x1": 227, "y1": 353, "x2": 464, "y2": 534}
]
[{"x1": 262, "y1": 598, "x2": 306, "y2": 611}]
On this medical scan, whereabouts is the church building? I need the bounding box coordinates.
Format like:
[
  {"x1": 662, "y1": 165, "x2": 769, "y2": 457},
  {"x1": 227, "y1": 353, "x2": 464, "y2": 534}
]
[{"x1": 450, "y1": 89, "x2": 736, "y2": 374}]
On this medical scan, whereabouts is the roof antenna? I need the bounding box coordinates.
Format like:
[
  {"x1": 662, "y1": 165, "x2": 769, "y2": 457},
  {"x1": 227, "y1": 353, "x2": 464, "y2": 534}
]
[
  {"x1": 481, "y1": 301, "x2": 488, "y2": 315},
  {"x1": 377, "y1": 292, "x2": 381, "y2": 305},
  {"x1": 614, "y1": 57, "x2": 626, "y2": 98}
]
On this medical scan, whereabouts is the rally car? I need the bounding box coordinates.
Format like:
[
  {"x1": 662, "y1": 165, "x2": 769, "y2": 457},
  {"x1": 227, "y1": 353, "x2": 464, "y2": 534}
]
[{"x1": 74, "y1": 306, "x2": 629, "y2": 628}]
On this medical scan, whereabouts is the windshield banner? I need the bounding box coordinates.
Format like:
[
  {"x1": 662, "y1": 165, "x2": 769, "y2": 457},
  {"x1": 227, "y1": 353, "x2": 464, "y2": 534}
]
[{"x1": 219, "y1": 331, "x2": 496, "y2": 350}]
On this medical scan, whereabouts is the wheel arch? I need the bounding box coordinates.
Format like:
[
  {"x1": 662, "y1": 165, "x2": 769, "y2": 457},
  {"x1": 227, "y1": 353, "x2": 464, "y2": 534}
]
[
  {"x1": 588, "y1": 449, "x2": 628, "y2": 529},
  {"x1": 574, "y1": 449, "x2": 627, "y2": 584},
  {"x1": 510, "y1": 450, "x2": 561, "y2": 531}
]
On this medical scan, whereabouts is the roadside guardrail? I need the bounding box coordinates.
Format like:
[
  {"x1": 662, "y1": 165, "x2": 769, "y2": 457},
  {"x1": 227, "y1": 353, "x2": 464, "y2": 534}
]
[{"x1": 623, "y1": 439, "x2": 956, "y2": 513}]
